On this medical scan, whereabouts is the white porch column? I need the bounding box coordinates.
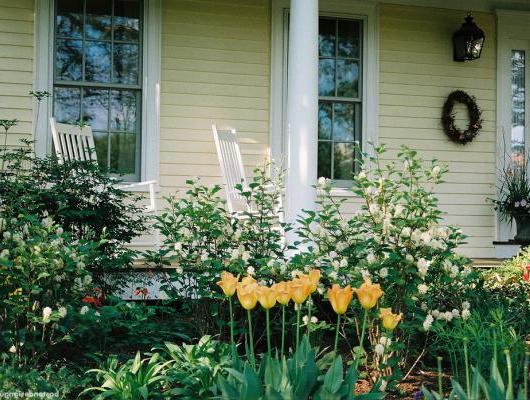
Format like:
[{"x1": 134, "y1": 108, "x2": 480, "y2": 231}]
[{"x1": 285, "y1": 0, "x2": 319, "y2": 244}]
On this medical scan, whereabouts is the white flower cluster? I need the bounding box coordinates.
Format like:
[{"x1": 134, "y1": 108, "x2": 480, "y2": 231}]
[
  {"x1": 41, "y1": 306, "x2": 67, "y2": 324},
  {"x1": 514, "y1": 199, "x2": 530, "y2": 210},
  {"x1": 374, "y1": 336, "x2": 392, "y2": 355},
  {"x1": 423, "y1": 301, "x2": 471, "y2": 331}
]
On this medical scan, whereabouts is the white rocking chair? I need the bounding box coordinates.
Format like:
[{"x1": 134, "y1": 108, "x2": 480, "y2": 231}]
[
  {"x1": 212, "y1": 124, "x2": 284, "y2": 223},
  {"x1": 49, "y1": 117, "x2": 157, "y2": 214}
]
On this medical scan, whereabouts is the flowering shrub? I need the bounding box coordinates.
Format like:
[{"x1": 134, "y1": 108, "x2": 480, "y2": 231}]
[
  {"x1": 0, "y1": 214, "x2": 98, "y2": 363},
  {"x1": 296, "y1": 146, "x2": 478, "y2": 369},
  {"x1": 147, "y1": 163, "x2": 289, "y2": 300},
  {"x1": 0, "y1": 146, "x2": 148, "y2": 290},
  {"x1": 299, "y1": 146, "x2": 476, "y2": 321}
]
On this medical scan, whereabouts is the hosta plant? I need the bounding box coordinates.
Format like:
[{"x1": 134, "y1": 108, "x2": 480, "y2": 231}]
[
  {"x1": 164, "y1": 335, "x2": 233, "y2": 398},
  {"x1": 83, "y1": 352, "x2": 171, "y2": 400}
]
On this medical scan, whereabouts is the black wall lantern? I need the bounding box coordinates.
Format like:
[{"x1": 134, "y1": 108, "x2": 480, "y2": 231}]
[{"x1": 453, "y1": 13, "x2": 485, "y2": 61}]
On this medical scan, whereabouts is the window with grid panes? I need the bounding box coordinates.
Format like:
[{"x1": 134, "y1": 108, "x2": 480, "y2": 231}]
[
  {"x1": 53, "y1": 0, "x2": 143, "y2": 181},
  {"x1": 318, "y1": 17, "x2": 362, "y2": 183}
]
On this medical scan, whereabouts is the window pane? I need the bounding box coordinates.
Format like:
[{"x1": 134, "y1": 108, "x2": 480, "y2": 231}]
[
  {"x1": 333, "y1": 103, "x2": 355, "y2": 141},
  {"x1": 318, "y1": 103, "x2": 332, "y2": 140},
  {"x1": 114, "y1": 0, "x2": 141, "y2": 41},
  {"x1": 56, "y1": 39, "x2": 83, "y2": 81},
  {"x1": 93, "y1": 131, "x2": 109, "y2": 168},
  {"x1": 85, "y1": 41, "x2": 111, "y2": 82},
  {"x1": 86, "y1": 0, "x2": 112, "y2": 40},
  {"x1": 56, "y1": 0, "x2": 83, "y2": 38},
  {"x1": 83, "y1": 88, "x2": 109, "y2": 130},
  {"x1": 110, "y1": 133, "x2": 136, "y2": 174},
  {"x1": 336, "y1": 60, "x2": 359, "y2": 98},
  {"x1": 319, "y1": 59, "x2": 335, "y2": 96},
  {"x1": 319, "y1": 18, "x2": 335, "y2": 57},
  {"x1": 55, "y1": 87, "x2": 81, "y2": 123},
  {"x1": 334, "y1": 142, "x2": 355, "y2": 180},
  {"x1": 114, "y1": 44, "x2": 139, "y2": 84},
  {"x1": 338, "y1": 20, "x2": 360, "y2": 59},
  {"x1": 111, "y1": 90, "x2": 138, "y2": 132},
  {"x1": 318, "y1": 141, "x2": 332, "y2": 179},
  {"x1": 511, "y1": 50, "x2": 525, "y2": 165}
]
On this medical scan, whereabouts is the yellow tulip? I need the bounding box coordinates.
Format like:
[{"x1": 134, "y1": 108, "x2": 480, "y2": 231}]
[
  {"x1": 257, "y1": 286, "x2": 277, "y2": 309},
  {"x1": 307, "y1": 269, "x2": 321, "y2": 293},
  {"x1": 240, "y1": 275, "x2": 257, "y2": 286},
  {"x1": 289, "y1": 277, "x2": 311, "y2": 305},
  {"x1": 328, "y1": 284, "x2": 353, "y2": 315},
  {"x1": 216, "y1": 271, "x2": 239, "y2": 297},
  {"x1": 237, "y1": 282, "x2": 258, "y2": 310},
  {"x1": 352, "y1": 279, "x2": 384, "y2": 310},
  {"x1": 273, "y1": 282, "x2": 291, "y2": 305},
  {"x1": 379, "y1": 308, "x2": 403, "y2": 331}
]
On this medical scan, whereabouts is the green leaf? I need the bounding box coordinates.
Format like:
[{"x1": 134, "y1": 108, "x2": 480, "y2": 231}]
[
  {"x1": 323, "y1": 356, "x2": 343, "y2": 394},
  {"x1": 241, "y1": 363, "x2": 263, "y2": 399}
]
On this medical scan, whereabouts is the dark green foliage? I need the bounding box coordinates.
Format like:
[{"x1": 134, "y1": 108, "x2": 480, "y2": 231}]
[{"x1": 0, "y1": 146, "x2": 147, "y2": 288}]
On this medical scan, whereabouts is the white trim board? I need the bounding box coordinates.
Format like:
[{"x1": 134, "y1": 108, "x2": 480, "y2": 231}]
[
  {"x1": 495, "y1": 11, "x2": 530, "y2": 241},
  {"x1": 270, "y1": 0, "x2": 379, "y2": 176},
  {"x1": 33, "y1": 0, "x2": 161, "y2": 185}
]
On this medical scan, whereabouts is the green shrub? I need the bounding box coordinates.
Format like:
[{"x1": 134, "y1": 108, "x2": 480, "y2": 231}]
[
  {"x1": 0, "y1": 213, "x2": 98, "y2": 363},
  {"x1": 0, "y1": 362, "x2": 94, "y2": 396},
  {"x1": 430, "y1": 307, "x2": 527, "y2": 383},
  {"x1": 0, "y1": 145, "x2": 147, "y2": 289}
]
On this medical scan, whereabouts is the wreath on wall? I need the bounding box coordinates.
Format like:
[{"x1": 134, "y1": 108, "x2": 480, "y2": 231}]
[{"x1": 441, "y1": 90, "x2": 483, "y2": 144}]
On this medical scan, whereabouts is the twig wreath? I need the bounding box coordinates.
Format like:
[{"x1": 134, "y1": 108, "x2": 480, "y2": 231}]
[{"x1": 441, "y1": 90, "x2": 482, "y2": 144}]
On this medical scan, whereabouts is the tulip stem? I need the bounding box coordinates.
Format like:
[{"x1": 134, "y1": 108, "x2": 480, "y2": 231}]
[
  {"x1": 229, "y1": 296, "x2": 235, "y2": 348},
  {"x1": 505, "y1": 350, "x2": 513, "y2": 400},
  {"x1": 334, "y1": 313, "x2": 341, "y2": 355},
  {"x1": 281, "y1": 305, "x2": 286, "y2": 357},
  {"x1": 296, "y1": 304, "x2": 301, "y2": 350},
  {"x1": 437, "y1": 356, "x2": 443, "y2": 396},
  {"x1": 247, "y1": 309, "x2": 255, "y2": 367},
  {"x1": 463, "y1": 339, "x2": 470, "y2": 399},
  {"x1": 266, "y1": 308, "x2": 271, "y2": 355},
  {"x1": 355, "y1": 309, "x2": 368, "y2": 370},
  {"x1": 307, "y1": 297, "x2": 312, "y2": 342},
  {"x1": 523, "y1": 352, "x2": 530, "y2": 399}
]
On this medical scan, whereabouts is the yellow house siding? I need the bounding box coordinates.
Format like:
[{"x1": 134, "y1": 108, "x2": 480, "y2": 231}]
[
  {"x1": 159, "y1": 0, "x2": 271, "y2": 192},
  {"x1": 0, "y1": 0, "x2": 34, "y2": 145},
  {"x1": 378, "y1": 4, "x2": 497, "y2": 258}
]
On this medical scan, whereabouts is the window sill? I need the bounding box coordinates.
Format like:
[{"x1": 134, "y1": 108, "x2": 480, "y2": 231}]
[
  {"x1": 117, "y1": 180, "x2": 159, "y2": 193},
  {"x1": 492, "y1": 241, "x2": 521, "y2": 259}
]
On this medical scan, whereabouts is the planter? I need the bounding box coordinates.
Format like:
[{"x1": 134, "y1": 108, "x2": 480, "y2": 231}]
[{"x1": 514, "y1": 215, "x2": 530, "y2": 244}]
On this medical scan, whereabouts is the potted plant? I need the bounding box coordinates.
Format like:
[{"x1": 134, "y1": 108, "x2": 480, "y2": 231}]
[{"x1": 493, "y1": 157, "x2": 530, "y2": 244}]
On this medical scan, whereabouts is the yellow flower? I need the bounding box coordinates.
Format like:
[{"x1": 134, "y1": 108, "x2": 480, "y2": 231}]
[
  {"x1": 216, "y1": 271, "x2": 239, "y2": 297},
  {"x1": 289, "y1": 277, "x2": 311, "y2": 305},
  {"x1": 328, "y1": 284, "x2": 353, "y2": 315},
  {"x1": 240, "y1": 275, "x2": 257, "y2": 286},
  {"x1": 237, "y1": 282, "x2": 258, "y2": 310},
  {"x1": 257, "y1": 286, "x2": 277, "y2": 309},
  {"x1": 273, "y1": 282, "x2": 291, "y2": 305},
  {"x1": 379, "y1": 308, "x2": 403, "y2": 331},
  {"x1": 8, "y1": 288, "x2": 22, "y2": 297},
  {"x1": 353, "y1": 279, "x2": 384, "y2": 310},
  {"x1": 307, "y1": 269, "x2": 321, "y2": 293}
]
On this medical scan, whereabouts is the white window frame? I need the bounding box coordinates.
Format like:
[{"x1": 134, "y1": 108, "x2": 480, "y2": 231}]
[
  {"x1": 270, "y1": 0, "x2": 378, "y2": 195},
  {"x1": 495, "y1": 10, "x2": 530, "y2": 244},
  {"x1": 34, "y1": 0, "x2": 161, "y2": 185}
]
